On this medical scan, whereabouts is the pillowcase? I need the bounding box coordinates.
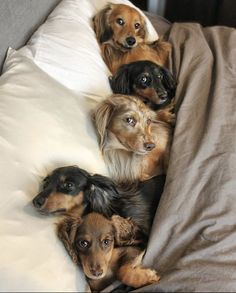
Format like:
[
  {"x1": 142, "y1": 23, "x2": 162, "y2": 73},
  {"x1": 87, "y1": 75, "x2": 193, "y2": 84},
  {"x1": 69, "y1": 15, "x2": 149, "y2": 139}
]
[
  {"x1": 0, "y1": 48, "x2": 107, "y2": 291},
  {"x1": 17, "y1": 0, "x2": 159, "y2": 98}
]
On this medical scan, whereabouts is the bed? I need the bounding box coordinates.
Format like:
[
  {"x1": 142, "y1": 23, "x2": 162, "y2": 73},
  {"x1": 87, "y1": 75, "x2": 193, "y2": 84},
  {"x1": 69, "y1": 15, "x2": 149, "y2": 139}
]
[{"x1": 0, "y1": 0, "x2": 235, "y2": 292}]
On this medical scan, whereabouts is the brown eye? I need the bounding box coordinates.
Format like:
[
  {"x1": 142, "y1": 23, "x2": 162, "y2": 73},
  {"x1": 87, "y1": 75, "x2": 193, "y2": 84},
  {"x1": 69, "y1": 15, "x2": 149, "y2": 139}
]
[
  {"x1": 102, "y1": 239, "x2": 111, "y2": 247},
  {"x1": 116, "y1": 18, "x2": 124, "y2": 25},
  {"x1": 134, "y1": 22, "x2": 140, "y2": 29},
  {"x1": 147, "y1": 119, "x2": 152, "y2": 125},
  {"x1": 126, "y1": 117, "x2": 136, "y2": 127},
  {"x1": 78, "y1": 240, "x2": 89, "y2": 248}
]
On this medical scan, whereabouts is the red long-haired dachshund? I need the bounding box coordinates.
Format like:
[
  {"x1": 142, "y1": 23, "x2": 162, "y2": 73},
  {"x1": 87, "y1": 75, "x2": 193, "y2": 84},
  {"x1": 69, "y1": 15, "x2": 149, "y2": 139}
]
[
  {"x1": 92, "y1": 94, "x2": 174, "y2": 183},
  {"x1": 93, "y1": 3, "x2": 171, "y2": 74},
  {"x1": 57, "y1": 212, "x2": 160, "y2": 292}
]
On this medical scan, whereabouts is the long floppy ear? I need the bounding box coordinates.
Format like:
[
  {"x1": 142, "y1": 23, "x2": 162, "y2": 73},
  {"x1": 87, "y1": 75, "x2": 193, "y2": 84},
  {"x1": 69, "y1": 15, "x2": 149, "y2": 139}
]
[
  {"x1": 93, "y1": 4, "x2": 113, "y2": 44},
  {"x1": 92, "y1": 99, "x2": 114, "y2": 151},
  {"x1": 109, "y1": 64, "x2": 131, "y2": 95},
  {"x1": 57, "y1": 216, "x2": 83, "y2": 264},
  {"x1": 111, "y1": 215, "x2": 144, "y2": 246},
  {"x1": 161, "y1": 67, "x2": 177, "y2": 98}
]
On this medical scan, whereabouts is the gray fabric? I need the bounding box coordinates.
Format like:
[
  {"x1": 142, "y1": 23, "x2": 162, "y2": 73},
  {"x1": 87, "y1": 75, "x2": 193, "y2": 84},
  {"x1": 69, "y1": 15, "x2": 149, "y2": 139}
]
[
  {"x1": 0, "y1": 0, "x2": 61, "y2": 72},
  {"x1": 135, "y1": 23, "x2": 236, "y2": 292}
]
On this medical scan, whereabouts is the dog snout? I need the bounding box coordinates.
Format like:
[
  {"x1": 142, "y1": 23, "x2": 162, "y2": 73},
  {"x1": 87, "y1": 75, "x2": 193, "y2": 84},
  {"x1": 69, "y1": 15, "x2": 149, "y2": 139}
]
[
  {"x1": 126, "y1": 36, "x2": 136, "y2": 47},
  {"x1": 90, "y1": 265, "x2": 103, "y2": 277},
  {"x1": 144, "y1": 142, "x2": 156, "y2": 151},
  {"x1": 33, "y1": 195, "x2": 46, "y2": 209}
]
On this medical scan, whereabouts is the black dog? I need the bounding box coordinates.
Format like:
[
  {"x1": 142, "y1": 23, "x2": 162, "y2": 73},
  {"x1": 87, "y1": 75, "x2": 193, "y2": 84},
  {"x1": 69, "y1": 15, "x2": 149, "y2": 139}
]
[
  {"x1": 32, "y1": 166, "x2": 165, "y2": 244},
  {"x1": 109, "y1": 60, "x2": 177, "y2": 110}
]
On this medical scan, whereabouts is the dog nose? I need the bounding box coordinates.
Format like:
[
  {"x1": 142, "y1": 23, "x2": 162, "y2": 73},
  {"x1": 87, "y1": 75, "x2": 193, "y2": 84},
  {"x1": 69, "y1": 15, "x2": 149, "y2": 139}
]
[
  {"x1": 159, "y1": 91, "x2": 168, "y2": 99},
  {"x1": 33, "y1": 196, "x2": 45, "y2": 208},
  {"x1": 90, "y1": 267, "x2": 103, "y2": 277},
  {"x1": 126, "y1": 36, "x2": 136, "y2": 47},
  {"x1": 144, "y1": 142, "x2": 156, "y2": 151}
]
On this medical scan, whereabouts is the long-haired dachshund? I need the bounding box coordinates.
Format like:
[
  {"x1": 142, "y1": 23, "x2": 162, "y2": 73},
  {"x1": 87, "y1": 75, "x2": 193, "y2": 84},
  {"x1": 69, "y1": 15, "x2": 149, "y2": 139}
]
[
  {"x1": 109, "y1": 60, "x2": 177, "y2": 110},
  {"x1": 92, "y1": 94, "x2": 173, "y2": 183},
  {"x1": 57, "y1": 212, "x2": 160, "y2": 292},
  {"x1": 32, "y1": 165, "x2": 165, "y2": 243},
  {"x1": 93, "y1": 3, "x2": 171, "y2": 74}
]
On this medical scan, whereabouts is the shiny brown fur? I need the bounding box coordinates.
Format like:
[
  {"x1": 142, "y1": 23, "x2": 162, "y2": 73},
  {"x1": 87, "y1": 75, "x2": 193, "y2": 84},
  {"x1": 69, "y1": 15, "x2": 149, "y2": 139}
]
[
  {"x1": 92, "y1": 94, "x2": 173, "y2": 183},
  {"x1": 57, "y1": 212, "x2": 160, "y2": 292},
  {"x1": 93, "y1": 3, "x2": 171, "y2": 74}
]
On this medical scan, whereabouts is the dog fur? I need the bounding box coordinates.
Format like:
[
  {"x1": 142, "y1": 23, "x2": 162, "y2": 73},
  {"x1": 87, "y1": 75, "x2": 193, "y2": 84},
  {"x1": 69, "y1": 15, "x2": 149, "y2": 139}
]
[
  {"x1": 92, "y1": 94, "x2": 173, "y2": 183},
  {"x1": 93, "y1": 3, "x2": 171, "y2": 74},
  {"x1": 57, "y1": 212, "x2": 160, "y2": 292},
  {"x1": 109, "y1": 60, "x2": 177, "y2": 110},
  {"x1": 32, "y1": 165, "x2": 165, "y2": 244}
]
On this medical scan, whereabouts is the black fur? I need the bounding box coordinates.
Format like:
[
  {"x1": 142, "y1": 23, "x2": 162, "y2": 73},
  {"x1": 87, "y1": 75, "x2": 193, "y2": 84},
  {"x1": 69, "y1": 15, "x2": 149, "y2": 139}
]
[{"x1": 109, "y1": 60, "x2": 177, "y2": 110}]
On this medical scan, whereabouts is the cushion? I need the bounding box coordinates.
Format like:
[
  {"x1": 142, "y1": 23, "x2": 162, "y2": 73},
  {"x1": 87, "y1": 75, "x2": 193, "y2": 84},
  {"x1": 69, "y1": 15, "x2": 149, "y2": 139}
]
[{"x1": 0, "y1": 48, "x2": 107, "y2": 291}]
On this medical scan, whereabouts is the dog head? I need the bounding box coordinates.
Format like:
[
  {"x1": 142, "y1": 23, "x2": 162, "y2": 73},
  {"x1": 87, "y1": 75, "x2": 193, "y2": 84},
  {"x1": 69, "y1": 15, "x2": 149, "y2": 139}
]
[
  {"x1": 32, "y1": 166, "x2": 121, "y2": 216},
  {"x1": 109, "y1": 60, "x2": 177, "y2": 109},
  {"x1": 92, "y1": 94, "x2": 170, "y2": 155},
  {"x1": 32, "y1": 166, "x2": 90, "y2": 214},
  {"x1": 57, "y1": 212, "x2": 139, "y2": 280},
  {"x1": 93, "y1": 3, "x2": 146, "y2": 49}
]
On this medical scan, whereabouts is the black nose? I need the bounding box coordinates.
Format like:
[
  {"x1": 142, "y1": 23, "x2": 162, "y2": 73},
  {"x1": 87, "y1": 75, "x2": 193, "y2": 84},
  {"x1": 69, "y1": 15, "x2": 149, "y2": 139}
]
[
  {"x1": 33, "y1": 195, "x2": 45, "y2": 208},
  {"x1": 144, "y1": 142, "x2": 156, "y2": 151},
  {"x1": 126, "y1": 36, "x2": 136, "y2": 46}
]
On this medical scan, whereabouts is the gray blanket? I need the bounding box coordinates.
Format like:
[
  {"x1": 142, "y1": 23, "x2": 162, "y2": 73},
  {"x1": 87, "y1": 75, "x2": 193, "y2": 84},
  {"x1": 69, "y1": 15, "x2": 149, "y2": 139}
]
[{"x1": 135, "y1": 23, "x2": 236, "y2": 292}]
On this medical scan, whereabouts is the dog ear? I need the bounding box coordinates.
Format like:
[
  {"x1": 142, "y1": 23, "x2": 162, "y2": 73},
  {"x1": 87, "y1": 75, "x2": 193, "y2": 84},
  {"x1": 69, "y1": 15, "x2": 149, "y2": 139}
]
[
  {"x1": 57, "y1": 216, "x2": 83, "y2": 264},
  {"x1": 161, "y1": 67, "x2": 177, "y2": 98},
  {"x1": 109, "y1": 65, "x2": 131, "y2": 94},
  {"x1": 92, "y1": 99, "x2": 114, "y2": 151},
  {"x1": 111, "y1": 215, "x2": 144, "y2": 246},
  {"x1": 93, "y1": 4, "x2": 113, "y2": 43}
]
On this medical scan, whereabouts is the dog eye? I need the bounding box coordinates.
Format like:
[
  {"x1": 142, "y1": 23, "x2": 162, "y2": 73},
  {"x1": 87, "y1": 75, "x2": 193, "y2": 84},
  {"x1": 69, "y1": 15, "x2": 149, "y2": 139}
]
[
  {"x1": 78, "y1": 240, "x2": 89, "y2": 248},
  {"x1": 134, "y1": 22, "x2": 140, "y2": 29},
  {"x1": 116, "y1": 18, "x2": 124, "y2": 26},
  {"x1": 126, "y1": 117, "x2": 136, "y2": 127},
  {"x1": 147, "y1": 119, "x2": 152, "y2": 125},
  {"x1": 157, "y1": 74, "x2": 163, "y2": 80},
  {"x1": 102, "y1": 239, "x2": 112, "y2": 247},
  {"x1": 62, "y1": 181, "x2": 75, "y2": 191}
]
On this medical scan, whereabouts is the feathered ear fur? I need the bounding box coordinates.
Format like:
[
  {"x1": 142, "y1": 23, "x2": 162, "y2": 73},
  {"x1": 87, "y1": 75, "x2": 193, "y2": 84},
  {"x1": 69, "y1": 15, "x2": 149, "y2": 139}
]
[
  {"x1": 92, "y1": 99, "x2": 115, "y2": 151},
  {"x1": 161, "y1": 67, "x2": 177, "y2": 98},
  {"x1": 109, "y1": 65, "x2": 131, "y2": 94},
  {"x1": 84, "y1": 174, "x2": 120, "y2": 217},
  {"x1": 93, "y1": 4, "x2": 113, "y2": 43},
  {"x1": 111, "y1": 215, "x2": 143, "y2": 246},
  {"x1": 57, "y1": 216, "x2": 83, "y2": 264}
]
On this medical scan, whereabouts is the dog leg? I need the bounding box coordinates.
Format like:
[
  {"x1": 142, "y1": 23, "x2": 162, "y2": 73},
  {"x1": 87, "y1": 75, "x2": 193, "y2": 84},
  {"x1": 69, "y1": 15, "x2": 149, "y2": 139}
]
[{"x1": 117, "y1": 263, "x2": 160, "y2": 288}]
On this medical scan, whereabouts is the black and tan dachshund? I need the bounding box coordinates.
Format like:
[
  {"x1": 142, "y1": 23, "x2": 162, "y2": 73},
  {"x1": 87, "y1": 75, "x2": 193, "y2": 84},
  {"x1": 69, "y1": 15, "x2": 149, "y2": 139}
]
[
  {"x1": 109, "y1": 60, "x2": 177, "y2": 110},
  {"x1": 32, "y1": 165, "x2": 165, "y2": 244}
]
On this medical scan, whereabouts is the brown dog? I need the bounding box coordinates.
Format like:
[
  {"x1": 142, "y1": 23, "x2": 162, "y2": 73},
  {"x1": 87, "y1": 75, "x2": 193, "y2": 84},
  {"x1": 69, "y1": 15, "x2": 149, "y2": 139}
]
[
  {"x1": 93, "y1": 3, "x2": 171, "y2": 74},
  {"x1": 57, "y1": 212, "x2": 160, "y2": 292},
  {"x1": 92, "y1": 94, "x2": 173, "y2": 183}
]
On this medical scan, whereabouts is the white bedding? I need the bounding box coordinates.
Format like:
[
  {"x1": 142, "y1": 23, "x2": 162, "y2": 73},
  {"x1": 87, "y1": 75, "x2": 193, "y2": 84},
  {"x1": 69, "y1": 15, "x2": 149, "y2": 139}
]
[{"x1": 0, "y1": 0, "x2": 158, "y2": 291}]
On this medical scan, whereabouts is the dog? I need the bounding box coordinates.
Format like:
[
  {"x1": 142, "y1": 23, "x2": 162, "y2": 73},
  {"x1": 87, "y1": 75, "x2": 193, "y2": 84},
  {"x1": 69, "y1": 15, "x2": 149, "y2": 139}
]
[
  {"x1": 109, "y1": 60, "x2": 177, "y2": 110},
  {"x1": 57, "y1": 212, "x2": 160, "y2": 292},
  {"x1": 92, "y1": 94, "x2": 173, "y2": 183},
  {"x1": 32, "y1": 165, "x2": 165, "y2": 244},
  {"x1": 93, "y1": 3, "x2": 171, "y2": 74}
]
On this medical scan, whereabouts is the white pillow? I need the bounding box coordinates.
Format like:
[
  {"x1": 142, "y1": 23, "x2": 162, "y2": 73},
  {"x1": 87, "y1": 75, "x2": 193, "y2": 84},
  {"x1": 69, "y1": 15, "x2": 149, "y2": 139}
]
[
  {"x1": 18, "y1": 0, "x2": 158, "y2": 97},
  {"x1": 0, "y1": 48, "x2": 107, "y2": 291}
]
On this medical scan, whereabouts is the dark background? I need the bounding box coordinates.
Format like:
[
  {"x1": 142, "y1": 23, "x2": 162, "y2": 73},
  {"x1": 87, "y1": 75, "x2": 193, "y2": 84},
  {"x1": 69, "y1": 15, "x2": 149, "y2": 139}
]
[{"x1": 130, "y1": 0, "x2": 236, "y2": 27}]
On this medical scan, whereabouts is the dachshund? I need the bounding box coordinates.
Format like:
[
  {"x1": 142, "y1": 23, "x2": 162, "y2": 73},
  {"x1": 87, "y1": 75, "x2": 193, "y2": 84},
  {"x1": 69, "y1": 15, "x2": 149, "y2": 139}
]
[
  {"x1": 32, "y1": 165, "x2": 166, "y2": 244},
  {"x1": 92, "y1": 94, "x2": 174, "y2": 183},
  {"x1": 57, "y1": 212, "x2": 160, "y2": 292},
  {"x1": 109, "y1": 60, "x2": 177, "y2": 110},
  {"x1": 93, "y1": 3, "x2": 171, "y2": 74}
]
